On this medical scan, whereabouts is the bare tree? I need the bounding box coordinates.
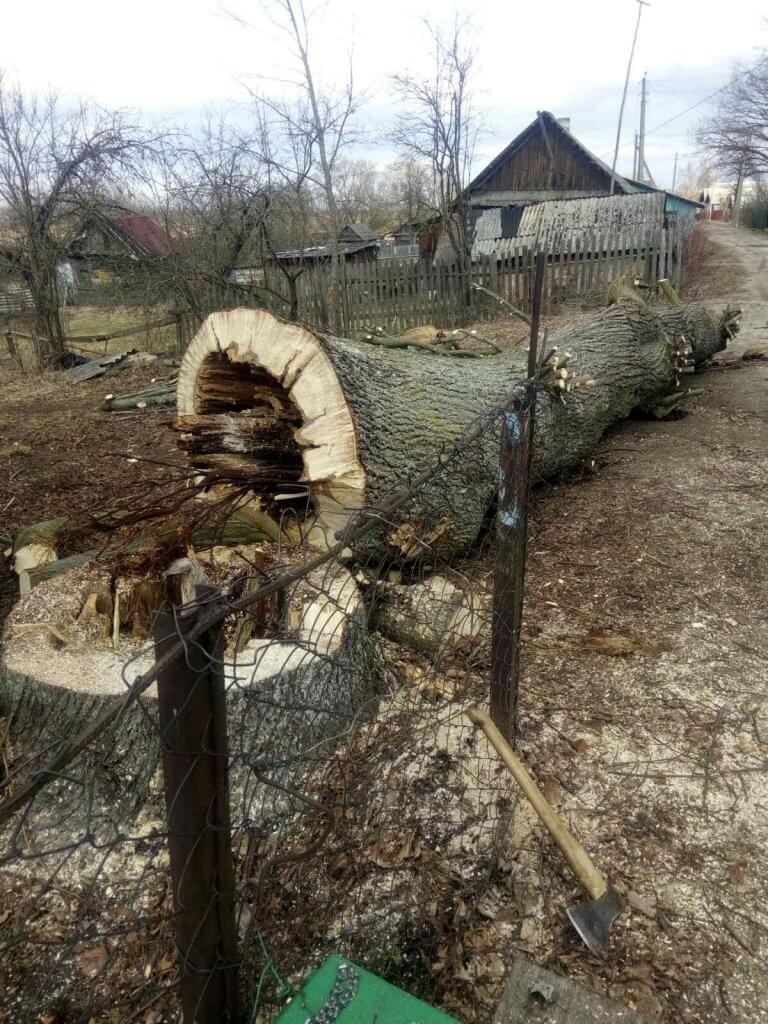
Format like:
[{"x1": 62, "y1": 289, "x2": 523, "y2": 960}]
[
  {"x1": 0, "y1": 73, "x2": 152, "y2": 367},
  {"x1": 233, "y1": 0, "x2": 364, "y2": 331},
  {"x1": 677, "y1": 160, "x2": 716, "y2": 201},
  {"x1": 696, "y1": 55, "x2": 768, "y2": 220},
  {"x1": 384, "y1": 158, "x2": 436, "y2": 224},
  {"x1": 390, "y1": 18, "x2": 481, "y2": 268},
  {"x1": 332, "y1": 158, "x2": 387, "y2": 229},
  {"x1": 141, "y1": 119, "x2": 273, "y2": 317}
]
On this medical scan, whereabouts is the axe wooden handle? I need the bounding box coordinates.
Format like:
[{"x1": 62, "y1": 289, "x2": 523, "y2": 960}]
[{"x1": 466, "y1": 707, "x2": 607, "y2": 900}]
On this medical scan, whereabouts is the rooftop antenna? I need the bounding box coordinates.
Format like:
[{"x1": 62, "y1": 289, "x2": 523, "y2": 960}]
[{"x1": 610, "y1": 0, "x2": 649, "y2": 196}]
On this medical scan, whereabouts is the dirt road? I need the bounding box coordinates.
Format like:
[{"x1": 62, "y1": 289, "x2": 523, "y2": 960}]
[
  {"x1": 509, "y1": 221, "x2": 768, "y2": 1022},
  {"x1": 704, "y1": 221, "x2": 768, "y2": 349}
]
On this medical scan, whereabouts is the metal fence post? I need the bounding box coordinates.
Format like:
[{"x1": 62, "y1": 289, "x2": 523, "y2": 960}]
[
  {"x1": 153, "y1": 592, "x2": 240, "y2": 1024},
  {"x1": 490, "y1": 251, "x2": 546, "y2": 742}
]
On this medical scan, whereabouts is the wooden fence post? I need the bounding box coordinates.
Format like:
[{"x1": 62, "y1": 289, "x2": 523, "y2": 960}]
[
  {"x1": 489, "y1": 251, "x2": 545, "y2": 742},
  {"x1": 153, "y1": 592, "x2": 240, "y2": 1024}
]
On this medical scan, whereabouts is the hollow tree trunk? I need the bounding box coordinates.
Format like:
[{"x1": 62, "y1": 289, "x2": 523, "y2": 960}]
[{"x1": 175, "y1": 303, "x2": 728, "y2": 565}]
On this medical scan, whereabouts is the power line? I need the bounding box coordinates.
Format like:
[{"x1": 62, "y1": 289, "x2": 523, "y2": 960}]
[
  {"x1": 602, "y1": 63, "x2": 755, "y2": 160},
  {"x1": 645, "y1": 67, "x2": 752, "y2": 136}
]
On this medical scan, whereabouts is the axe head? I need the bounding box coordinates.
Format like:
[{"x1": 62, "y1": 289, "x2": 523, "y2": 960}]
[{"x1": 566, "y1": 888, "x2": 623, "y2": 956}]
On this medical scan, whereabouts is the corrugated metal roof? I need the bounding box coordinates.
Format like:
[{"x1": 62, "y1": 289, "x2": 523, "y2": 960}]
[
  {"x1": 117, "y1": 215, "x2": 173, "y2": 258},
  {"x1": 472, "y1": 192, "x2": 665, "y2": 258},
  {"x1": 270, "y1": 239, "x2": 378, "y2": 261}
]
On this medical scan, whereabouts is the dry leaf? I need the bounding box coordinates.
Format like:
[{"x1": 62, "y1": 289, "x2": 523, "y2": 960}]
[
  {"x1": 453, "y1": 963, "x2": 473, "y2": 983},
  {"x1": 368, "y1": 831, "x2": 422, "y2": 868},
  {"x1": 582, "y1": 629, "x2": 641, "y2": 656},
  {"x1": 611, "y1": 981, "x2": 664, "y2": 1019},
  {"x1": 418, "y1": 678, "x2": 455, "y2": 703},
  {"x1": 476, "y1": 953, "x2": 505, "y2": 980},
  {"x1": 623, "y1": 962, "x2": 654, "y2": 983},
  {"x1": 572, "y1": 738, "x2": 589, "y2": 757},
  {"x1": 476, "y1": 895, "x2": 499, "y2": 920},
  {"x1": 627, "y1": 891, "x2": 657, "y2": 918},
  {"x1": 77, "y1": 945, "x2": 108, "y2": 978},
  {"x1": 540, "y1": 776, "x2": 562, "y2": 804}
]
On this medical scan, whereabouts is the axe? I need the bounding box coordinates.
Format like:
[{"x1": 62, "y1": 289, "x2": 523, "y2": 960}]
[{"x1": 466, "y1": 708, "x2": 623, "y2": 956}]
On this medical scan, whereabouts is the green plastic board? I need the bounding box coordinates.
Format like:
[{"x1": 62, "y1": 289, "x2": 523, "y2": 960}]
[{"x1": 274, "y1": 955, "x2": 461, "y2": 1024}]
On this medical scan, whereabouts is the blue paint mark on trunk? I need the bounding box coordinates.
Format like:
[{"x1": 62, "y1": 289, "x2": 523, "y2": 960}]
[
  {"x1": 504, "y1": 410, "x2": 522, "y2": 447},
  {"x1": 498, "y1": 503, "x2": 519, "y2": 527}
]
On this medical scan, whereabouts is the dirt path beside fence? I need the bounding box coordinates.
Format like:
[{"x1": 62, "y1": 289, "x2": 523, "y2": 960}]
[{"x1": 498, "y1": 221, "x2": 768, "y2": 1022}]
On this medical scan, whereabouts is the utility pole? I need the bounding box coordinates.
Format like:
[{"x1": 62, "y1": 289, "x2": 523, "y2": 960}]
[
  {"x1": 632, "y1": 132, "x2": 640, "y2": 180},
  {"x1": 733, "y1": 159, "x2": 745, "y2": 227},
  {"x1": 637, "y1": 72, "x2": 657, "y2": 186},
  {"x1": 610, "y1": 0, "x2": 649, "y2": 196},
  {"x1": 638, "y1": 73, "x2": 648, "y2": 182},
  {"x1": 671, "y1": 152, "x2": 678, "y2": 192}
]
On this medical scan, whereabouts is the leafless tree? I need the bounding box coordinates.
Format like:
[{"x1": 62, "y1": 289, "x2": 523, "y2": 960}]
[
  {"x1": 384, "y1": 158, "x2": 436, "y2": 225},
  {"x1": 390, "y1": 18, "x2": 482, "y2": 268},
  {"x1": 233, "y1": 0, "x2": 365, "y2": 331},
  {"x1": 332, "y1": 158, "x2": 386, "y2": 229},
  {"x1": 677, "y1": 160, "x2": 716, "y2": 201},
  {"x1": 696, "y1": 55, "x2": 768, "y2": 219},
  {"x1": 0, "y1": 72, "x2": 153, "y2": 367},
  {"x1": 141, "y1": 119, "x2": 274, "y2": 317}
]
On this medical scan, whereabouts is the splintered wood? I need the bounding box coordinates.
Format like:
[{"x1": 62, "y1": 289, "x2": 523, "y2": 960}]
[{"x1": 175, "y1": 353, "x2": 305, "y2": 497}]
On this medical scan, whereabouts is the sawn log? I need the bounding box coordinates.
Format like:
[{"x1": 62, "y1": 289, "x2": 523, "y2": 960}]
[{"x1": 175, "y1": 304, "x2": 731, "y2": 564}]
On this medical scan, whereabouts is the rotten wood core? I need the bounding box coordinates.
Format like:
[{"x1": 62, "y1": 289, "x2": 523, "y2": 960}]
[
  {"x1": 176, "y1": 313, "x2": 365, "y2": 550},
  {"x1": 176, "y1": 352, "x2": 308, "y2": 512}
]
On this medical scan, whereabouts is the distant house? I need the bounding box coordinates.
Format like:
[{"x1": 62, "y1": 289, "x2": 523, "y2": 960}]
[
  {"x1": 622, "y1": 178, "x2": 705, "y2": 229},
  {"x1": 467, "y1": 111, "x2": 639, "y2": 208},
  {"x1": 461, "y1": 112, "x2": 702, "y2": 259},
  {"x1": 266, "y1": 224, "x2": 380, "y2": 273},
  {"x1": 379, "y1": 222, "x2": 424, "y2": 261},
  {"x1": 68, "y1": 212, "x2": 173, "y2": 276},
  {"x1": 337, "y1": 223, "x2": 380, "y2": 246}
]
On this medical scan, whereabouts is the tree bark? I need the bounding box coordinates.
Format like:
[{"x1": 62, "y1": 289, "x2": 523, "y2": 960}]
[
  {"x1": 175, "y1": 303, "x2": 729, "y2": 565},
  {"x1": 376, "y1": 574, "x2": 489, "y2": 654}
]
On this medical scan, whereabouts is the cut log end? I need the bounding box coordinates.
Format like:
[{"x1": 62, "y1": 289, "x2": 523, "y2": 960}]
[{"x1": 176, "y1": 310, "x2": 366, "y2": 548}]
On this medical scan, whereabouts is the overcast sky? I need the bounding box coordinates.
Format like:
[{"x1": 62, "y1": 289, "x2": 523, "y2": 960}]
[{"x1": 3, "y1": 0, "x2": 766, "y2": 188}]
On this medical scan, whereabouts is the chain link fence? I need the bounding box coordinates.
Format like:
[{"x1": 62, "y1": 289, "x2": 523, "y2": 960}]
[{"x1": 0, "y1": 359, "x2": 544, "y2": 1024}]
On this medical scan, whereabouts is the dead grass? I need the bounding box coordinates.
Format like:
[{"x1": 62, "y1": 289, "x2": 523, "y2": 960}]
[
  {"x1": 681, "y1": 223, "x2": 745, "y2": 301},
  {"x1": 2, "y1": 306, "x2": 177, "y2": 369}
]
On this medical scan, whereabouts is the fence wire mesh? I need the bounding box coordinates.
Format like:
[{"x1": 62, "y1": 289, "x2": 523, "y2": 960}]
[{"x1": 0, "y1": 380, "x2": 542, "y2": 1024}]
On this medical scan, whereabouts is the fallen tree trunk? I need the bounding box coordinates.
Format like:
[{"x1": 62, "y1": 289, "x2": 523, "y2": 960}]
[{"x1": 176, "y1": 304, "x2": 732, "y2": 565}]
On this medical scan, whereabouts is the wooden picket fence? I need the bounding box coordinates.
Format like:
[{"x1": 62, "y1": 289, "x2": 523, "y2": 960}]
[
  {"x1": 171, "y1": 222, "x2": 683, "y2": 347},
  {"x1": 260, "y1": 223, "x2": 682, "y2": 336}
]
